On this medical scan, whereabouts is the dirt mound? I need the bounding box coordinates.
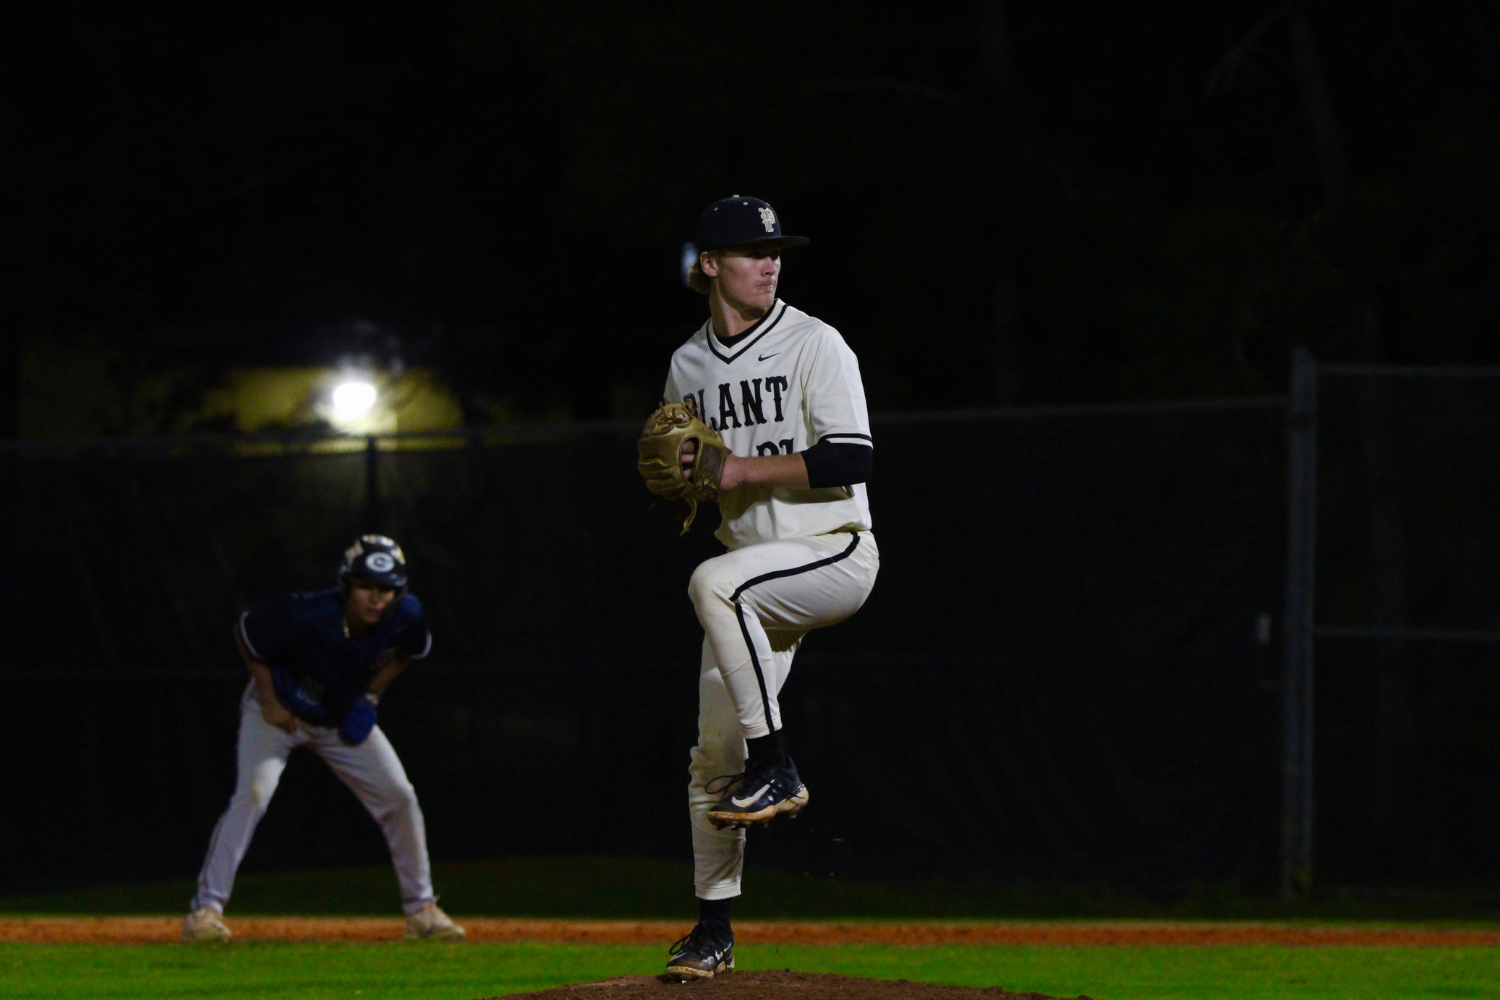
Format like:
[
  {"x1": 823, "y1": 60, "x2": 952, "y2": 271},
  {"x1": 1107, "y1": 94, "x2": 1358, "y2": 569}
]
[{"x1": 478, "y1": 970, "x2": 1086, "y2": 1000}]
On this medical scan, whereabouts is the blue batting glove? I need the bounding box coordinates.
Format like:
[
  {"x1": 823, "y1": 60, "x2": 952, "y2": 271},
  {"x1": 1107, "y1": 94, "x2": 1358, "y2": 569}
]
[{"x1": 340, "y1": 693, "x2": 379, "y2": 746}]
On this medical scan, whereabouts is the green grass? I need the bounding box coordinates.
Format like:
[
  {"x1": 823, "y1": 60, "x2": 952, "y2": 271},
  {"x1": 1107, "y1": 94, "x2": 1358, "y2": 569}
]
[
  {"x1": 0, "y1": 942, "x2": 1495, "y2": 1000},
  {"x1": 5, "y1": 857, "x2": 1500, "y2": 924},
  {"x1": 6, "y1": 858, "x2": 1497, "y2": 999}
]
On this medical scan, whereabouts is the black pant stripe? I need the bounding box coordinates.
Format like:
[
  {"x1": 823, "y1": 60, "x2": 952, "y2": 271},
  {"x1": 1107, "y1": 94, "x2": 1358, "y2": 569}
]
[
  {"x1": 728, "y1": 534, "x2": 862, "y2": 733},
  {"x1": 734, "y1": 603, "x2": 777, "y2": 738}
]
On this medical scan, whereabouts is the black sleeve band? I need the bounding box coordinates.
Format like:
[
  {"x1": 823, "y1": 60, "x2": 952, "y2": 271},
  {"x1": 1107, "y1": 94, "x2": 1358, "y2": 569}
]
[{"x1": 802, "y1": 439, "x2": 874, "y2": 489}]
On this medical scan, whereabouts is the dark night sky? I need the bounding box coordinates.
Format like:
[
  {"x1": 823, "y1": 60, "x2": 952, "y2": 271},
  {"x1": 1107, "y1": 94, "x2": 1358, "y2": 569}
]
[{"x1": 3, "y1": 1, "x2": 1499, "y2": 431}]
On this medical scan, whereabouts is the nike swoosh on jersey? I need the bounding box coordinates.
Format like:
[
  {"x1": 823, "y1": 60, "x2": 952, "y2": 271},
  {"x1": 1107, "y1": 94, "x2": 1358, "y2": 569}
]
[
  {"x1": 732, "y1": 784, "x2": 772, "y2": 808},
  {"x1": 758, "y1": 352, "x2": 780, "y2": 361}
]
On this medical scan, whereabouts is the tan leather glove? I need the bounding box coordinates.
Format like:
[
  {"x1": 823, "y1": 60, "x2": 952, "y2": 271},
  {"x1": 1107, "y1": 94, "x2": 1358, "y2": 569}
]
[{"x1": 637, "y1": 401, "x2": 729, "y2": 533}]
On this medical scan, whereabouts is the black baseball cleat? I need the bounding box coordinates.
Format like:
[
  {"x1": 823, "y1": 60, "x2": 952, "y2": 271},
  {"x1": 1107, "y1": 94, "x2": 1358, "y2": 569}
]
[
  {"x1": 706, "y1": 756, "x2": 810, "y2": 829},
  {"x1": 665, "y1": 921, "x2": 735, "y2": 981}
]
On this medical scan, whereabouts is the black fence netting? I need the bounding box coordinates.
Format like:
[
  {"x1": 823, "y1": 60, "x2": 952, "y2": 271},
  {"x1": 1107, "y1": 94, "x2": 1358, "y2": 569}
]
[
  {"x1": 1314, "y1": 373, "x2": 1500, "y2": 887},
  {"x1": 0, "y1": 404, "x2": 1285, "y2": 894}
]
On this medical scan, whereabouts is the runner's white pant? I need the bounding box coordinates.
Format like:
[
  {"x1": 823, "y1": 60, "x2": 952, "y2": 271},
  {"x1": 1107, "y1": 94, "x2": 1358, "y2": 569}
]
[
  {"x1": 686, "y1": 530, "x2": 879, "y2": 900},
  {"x1": 192, "y1": 684, "x2": 435, "y2": 915}
]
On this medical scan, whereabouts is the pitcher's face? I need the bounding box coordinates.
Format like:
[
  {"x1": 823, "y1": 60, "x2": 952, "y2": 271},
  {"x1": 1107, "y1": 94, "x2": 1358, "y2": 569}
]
[{"x1": 703, "y1": 245, "x2": 781, "y2": 314}]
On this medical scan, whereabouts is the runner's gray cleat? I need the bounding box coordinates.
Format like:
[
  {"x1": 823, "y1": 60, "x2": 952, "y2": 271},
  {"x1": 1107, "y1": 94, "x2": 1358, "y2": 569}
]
[
  {"x1": 405, "y1": 901, "x2": 466, "y2": 941},
  {"x1": 181, "y1": 907, "x2": 231, "y2": 943}
]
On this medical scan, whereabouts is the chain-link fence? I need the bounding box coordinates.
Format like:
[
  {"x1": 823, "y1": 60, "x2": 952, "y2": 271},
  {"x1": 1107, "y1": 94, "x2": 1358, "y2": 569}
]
[
  {"x1": 1282, "y1": 356, "x2": 1500, "y2": 897},
  {"x1": 0, "y1": 403, "x2": 1287, "y2": 893}
]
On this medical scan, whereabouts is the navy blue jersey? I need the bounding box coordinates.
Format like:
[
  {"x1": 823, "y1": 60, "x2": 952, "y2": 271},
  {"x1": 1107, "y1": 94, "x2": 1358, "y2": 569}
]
[{"x1": 237, "y1": 588, "x2": 432, "y2": 725}]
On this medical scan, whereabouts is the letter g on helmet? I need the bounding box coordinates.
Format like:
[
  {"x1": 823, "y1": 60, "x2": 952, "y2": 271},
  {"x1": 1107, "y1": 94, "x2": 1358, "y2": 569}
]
[{"x1": 338, "y1": 534, "x2": 409, "y2": 594}]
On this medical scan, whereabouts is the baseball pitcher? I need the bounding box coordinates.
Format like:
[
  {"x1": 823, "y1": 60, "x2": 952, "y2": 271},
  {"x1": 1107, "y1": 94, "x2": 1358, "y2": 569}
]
[
  {"x1": 638, "y1": 197, "x2": 879, "y2": 979},
  {"x1": 181, "y1": 535, "x2": 464, "y2": 942}
]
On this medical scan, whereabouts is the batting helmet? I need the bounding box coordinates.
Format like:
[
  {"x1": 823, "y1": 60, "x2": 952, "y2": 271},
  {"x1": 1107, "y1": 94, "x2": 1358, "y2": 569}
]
[{"x1": 337, "y1": 535, "x2": 409, "y2": 599}]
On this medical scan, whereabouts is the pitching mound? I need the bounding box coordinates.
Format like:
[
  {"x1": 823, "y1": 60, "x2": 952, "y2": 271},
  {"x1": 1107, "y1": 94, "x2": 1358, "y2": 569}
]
[{"x1": 479, "y1": 969, "x2": 1086, "y2": 999}]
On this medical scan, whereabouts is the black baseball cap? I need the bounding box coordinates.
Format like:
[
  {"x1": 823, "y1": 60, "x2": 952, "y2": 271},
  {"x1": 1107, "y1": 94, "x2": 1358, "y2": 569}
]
[{"x1": 695, "y1": 196, "x2": 810, "y2": 253}]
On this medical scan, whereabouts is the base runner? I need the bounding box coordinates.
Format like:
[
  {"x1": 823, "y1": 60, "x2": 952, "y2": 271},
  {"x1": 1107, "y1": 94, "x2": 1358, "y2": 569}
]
[
  {"x1": 644, "y1": 197, "x2": 879, "y2": 980},
  {"x1": 182, "y1": 535, "x2": 465, "y2": 943}
]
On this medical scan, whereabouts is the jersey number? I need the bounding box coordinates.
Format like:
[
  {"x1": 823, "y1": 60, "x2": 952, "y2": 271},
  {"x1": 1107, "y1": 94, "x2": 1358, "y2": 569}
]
[{"x1": 755, "y1": 439, "x2": 795, "y2": 456}]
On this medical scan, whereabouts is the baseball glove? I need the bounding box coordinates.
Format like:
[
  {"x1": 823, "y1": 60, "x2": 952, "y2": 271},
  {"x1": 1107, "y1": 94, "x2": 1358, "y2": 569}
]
[{"x1": 637, "y1": 400, "x2": 728, "y2": 534}]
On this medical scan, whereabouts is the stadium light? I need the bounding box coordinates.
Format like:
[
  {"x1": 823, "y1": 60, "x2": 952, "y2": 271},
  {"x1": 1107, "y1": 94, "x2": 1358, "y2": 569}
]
[{"x1": 332, "y1": 381, "x2": 377, "y2": 419}]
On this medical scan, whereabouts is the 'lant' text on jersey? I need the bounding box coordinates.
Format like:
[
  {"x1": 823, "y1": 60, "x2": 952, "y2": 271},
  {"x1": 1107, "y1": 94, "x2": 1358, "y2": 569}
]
[{"x1": 693, "y1": 376, "x2": 789, "y2": 431}]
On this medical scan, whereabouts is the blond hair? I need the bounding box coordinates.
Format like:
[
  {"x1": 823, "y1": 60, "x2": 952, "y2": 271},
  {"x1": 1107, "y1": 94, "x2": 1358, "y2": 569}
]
[{"x1": 686, "y1": 251, "x2": 716, "y2": 295}]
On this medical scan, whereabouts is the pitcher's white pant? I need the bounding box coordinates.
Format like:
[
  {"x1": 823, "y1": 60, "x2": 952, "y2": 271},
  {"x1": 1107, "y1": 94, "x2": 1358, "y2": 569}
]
[
  {"x1": 192, "y1": 684, "x2": 436, "y2": 915},
  {"x1": 686, "y1": 530, "x2": 879, "y2": 900}
]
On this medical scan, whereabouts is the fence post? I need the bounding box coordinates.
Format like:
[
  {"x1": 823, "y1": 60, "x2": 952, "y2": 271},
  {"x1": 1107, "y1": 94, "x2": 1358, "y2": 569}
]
[
  {"x1": 364, "y1": 435, "x2": 382, "y2": 531},
  {"x1": 1282, "y1": 347, "x2": 1318, "y2": 900}
]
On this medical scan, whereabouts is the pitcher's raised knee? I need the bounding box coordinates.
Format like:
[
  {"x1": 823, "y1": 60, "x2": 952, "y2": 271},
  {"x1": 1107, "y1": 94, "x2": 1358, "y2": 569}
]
[{"x1": 688, "y1": 560, "x2": 736, "y2": 614}]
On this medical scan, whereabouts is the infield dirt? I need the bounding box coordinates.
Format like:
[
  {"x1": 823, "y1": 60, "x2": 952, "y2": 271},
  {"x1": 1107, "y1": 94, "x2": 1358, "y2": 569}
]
[
  {"x1": 478, "y1": 969, "x2": 1085, "y2": 1000},
  {"x1": 2, "y1": 916, "x2": 1497, "y2": 946}
]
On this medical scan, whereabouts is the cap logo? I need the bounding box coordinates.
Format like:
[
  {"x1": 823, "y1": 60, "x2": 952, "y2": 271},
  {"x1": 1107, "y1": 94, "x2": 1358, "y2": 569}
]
[
  {"x1": 366, "y1": 553, "x2": 396, "y2": 573},
  {"x1": 758, "y1": 207, "x2": 776, "y2": 232}
]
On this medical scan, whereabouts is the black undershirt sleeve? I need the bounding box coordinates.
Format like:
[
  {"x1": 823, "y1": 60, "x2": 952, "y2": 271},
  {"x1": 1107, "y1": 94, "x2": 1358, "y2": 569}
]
[{"x1": 801, "y1": 439, "x2": 874, "y2": 489}]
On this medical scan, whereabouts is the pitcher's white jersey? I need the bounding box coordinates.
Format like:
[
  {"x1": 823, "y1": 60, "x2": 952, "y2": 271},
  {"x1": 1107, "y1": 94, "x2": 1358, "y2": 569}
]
[{"x1": 662, "y1": 300, "x2": 873, "y2": 550}]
